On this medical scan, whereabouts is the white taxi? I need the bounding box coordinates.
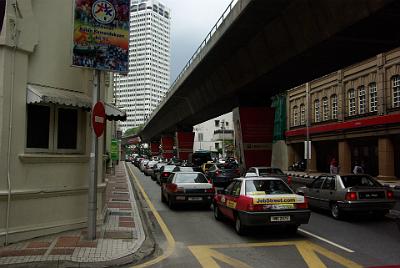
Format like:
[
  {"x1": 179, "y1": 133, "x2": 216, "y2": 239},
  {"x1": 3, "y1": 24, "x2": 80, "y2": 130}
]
[{"x1": 213, "y1": 177, "x2": 310, "y2": 235}]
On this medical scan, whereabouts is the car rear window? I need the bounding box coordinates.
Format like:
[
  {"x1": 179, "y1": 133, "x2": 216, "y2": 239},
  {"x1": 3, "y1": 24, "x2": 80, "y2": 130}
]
[
  {"x1": 258, "y1": 168, "x2": 284, "y2": 175},
  {"x1": 163, "y1": 165, "x2": 176, "y2": 172},
  {"x1": 245, "y1": 180, "x2": 293, "y2": 195},
  {"x1": 175, "y1": 173, "x2": 208, "y2": 183},
  {"x1": 217, "y1": 163, "x2": 238, "y2": 170},
  {"x1": 340, "y1": 175, "x2": 381, "y2": 188}
]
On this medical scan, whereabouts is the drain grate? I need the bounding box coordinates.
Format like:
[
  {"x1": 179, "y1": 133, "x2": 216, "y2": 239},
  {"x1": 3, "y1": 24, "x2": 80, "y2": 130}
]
[{"x1": 109, "y1": 211, "x2": 131, "y2": 216}]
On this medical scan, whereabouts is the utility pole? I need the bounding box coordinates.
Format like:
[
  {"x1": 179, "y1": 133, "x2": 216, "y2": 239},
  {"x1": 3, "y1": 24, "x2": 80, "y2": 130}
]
[{"x1": 221, "y1": 119, "x2": 225, "y2": 159}]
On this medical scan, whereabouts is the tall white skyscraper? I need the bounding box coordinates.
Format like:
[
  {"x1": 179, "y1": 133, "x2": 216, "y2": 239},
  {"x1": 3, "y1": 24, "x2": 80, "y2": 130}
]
[{"x1": 114, "y1": 0, "x2": 171, "y2": 132}]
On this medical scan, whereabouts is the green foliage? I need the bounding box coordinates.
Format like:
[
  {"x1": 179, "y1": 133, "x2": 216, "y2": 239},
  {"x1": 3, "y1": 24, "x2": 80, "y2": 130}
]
[{"x1": 124, "y1": 125, "x2": 143, "y2": 137}]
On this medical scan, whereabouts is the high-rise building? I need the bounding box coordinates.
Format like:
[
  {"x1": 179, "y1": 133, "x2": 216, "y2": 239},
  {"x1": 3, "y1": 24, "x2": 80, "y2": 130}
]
[{"x1": 114, "y1": 0, "x2": 171, "y2": 132}]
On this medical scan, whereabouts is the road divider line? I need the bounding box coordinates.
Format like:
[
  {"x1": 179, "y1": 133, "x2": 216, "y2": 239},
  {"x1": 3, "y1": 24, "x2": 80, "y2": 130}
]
[
  {"x1": 127, "y1": 164, "x2": 176, "y2": 267},
  {"x1": 299, "y1": 228, "x2": 354, "y2": 253}
]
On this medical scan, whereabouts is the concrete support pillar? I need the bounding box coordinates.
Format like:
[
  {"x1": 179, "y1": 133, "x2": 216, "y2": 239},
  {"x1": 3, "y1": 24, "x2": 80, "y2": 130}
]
[
  {"x1": 175, "y1": 131, "x2": 195, "y2": 161},
  {"x1": 150, "y1": 142, "x2": 160, "y2": 156},
  {"x1": 378, "y1": 137, "x2": 395, "y2": 181},
  {"x1": 233, "y1": 106, "x2": 275, "y2": 170},
  {"x1": 338, "y1": 140, "x2": 351, "y2": 174},
  {"x1": 161, "y1": 136, "x2": 174, "y2": 160}
]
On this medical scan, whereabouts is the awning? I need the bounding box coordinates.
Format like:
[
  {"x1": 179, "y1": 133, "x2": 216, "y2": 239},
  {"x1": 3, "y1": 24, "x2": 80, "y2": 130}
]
[
  {"x1": 27, "y1": 84, "x2": 91, "y2": 109},
  {"x1": 105, "y1": 102, "x2": 127, "y2": 121},
  {"x1": 27, "y1": 84, "x2": 127, "y2": 121}
]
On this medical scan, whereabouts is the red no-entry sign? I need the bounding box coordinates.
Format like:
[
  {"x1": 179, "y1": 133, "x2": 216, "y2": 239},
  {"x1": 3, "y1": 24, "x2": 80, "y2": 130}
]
[{"x1": 92, "y1": 101, "x2": 106, "y2": 137}]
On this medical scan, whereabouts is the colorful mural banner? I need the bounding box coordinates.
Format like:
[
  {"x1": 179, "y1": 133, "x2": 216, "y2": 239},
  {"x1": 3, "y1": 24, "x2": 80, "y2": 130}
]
[{"x1": 72, "y1": 0, "x2": 130, "y2": 73}]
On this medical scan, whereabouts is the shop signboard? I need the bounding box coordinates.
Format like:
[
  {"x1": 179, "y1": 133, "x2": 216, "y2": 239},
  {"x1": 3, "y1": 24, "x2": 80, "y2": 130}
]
[
  {"x1": 72, "y1": 0, "x2": 130, "y2": 73},
  {"x1": 111, "y1": 139, "x2": 119, "y2": 161}
]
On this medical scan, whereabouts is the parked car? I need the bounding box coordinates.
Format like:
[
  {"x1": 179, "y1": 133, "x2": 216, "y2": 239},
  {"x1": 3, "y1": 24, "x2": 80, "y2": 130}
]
[
  {"x1": 161, "y1": 172, "x2": 214, "y2": 209},
  {"x1": 140, "y1": 159, "x2": 150, "y2": 172},
  {"x1": 157, "y1": 165, "x2": 177, "y2": 185},
  {"x1": 144, "y1": 161, "x2": 159, "y2": 176},
  {"x1": 152, "y1": 162, "x2": 167, "y2": 181},
  {"x1": 206, "y1": 163, "x2": 240, "y2": 190},
  {"x1": 133, "y1": 157, "x2": 144, "y2": 167},
  {"x1": 246, "y1": 167, "x2": 292, "y2": 185},
  {"x1": 213, "y1": 177, "x2": 310, "y2": 235},
  {"x1": 296, "y1": 174, "x2": 395, "y2": 219}
]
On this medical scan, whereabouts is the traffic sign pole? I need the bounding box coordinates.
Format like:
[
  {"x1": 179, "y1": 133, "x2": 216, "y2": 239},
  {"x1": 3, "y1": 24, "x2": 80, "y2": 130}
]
[{"x1": 88, "y1": 70, "x2": 101, "y2": 240}]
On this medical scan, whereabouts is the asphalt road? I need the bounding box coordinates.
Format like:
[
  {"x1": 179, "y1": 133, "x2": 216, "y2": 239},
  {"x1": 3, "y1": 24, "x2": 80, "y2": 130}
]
[{"x1": 126, "y1": 164, "x2": 400, "y2": 268}]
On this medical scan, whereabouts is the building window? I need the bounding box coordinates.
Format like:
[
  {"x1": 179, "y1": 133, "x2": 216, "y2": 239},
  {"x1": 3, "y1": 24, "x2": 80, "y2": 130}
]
[
  {"x1": 215, "y1": 143, "x2": 219, "y2": 149},
  {"x1": 300, "y1": 104, "x2": 305, "y2": 125},
  {"x1": 198, "y1": 133, "x2": 203, "y2": 142},
  {"x1": 369, "y1": 82, "x2": 377, "y2": 112},
  {"x1": 331, "y1": 94, "x2": 338, "y2": 119},
  {"x1": 215, "y1": 120, "x2": 220, "y2": 127},
  {"x1": 358, "y1": 86, "x2": 366, "y2": 114},
  {"x1": 322, "y1": 97, "x2": 329, "y2": 121},
  {"x1": 392, "y1": 75, "x2": 400, "y2": 108},
  {"x1": 293, "y1": 105, "x2": 299, "y2": 126},
  {"x1": 314, "y1": 99, "x2": 320, "y2": 123},
  {"x1": 348, "y1": 89, "x2": 356, "y2": 116},
  {"x1": 26, "y1": 104, "x2": 83, "y2": 152}
]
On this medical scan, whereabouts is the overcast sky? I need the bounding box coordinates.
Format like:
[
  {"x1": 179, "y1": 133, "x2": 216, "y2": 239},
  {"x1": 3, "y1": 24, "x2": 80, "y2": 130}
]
[{"x1": 162, "y1": 0, "x2": 232, "y2": 83}]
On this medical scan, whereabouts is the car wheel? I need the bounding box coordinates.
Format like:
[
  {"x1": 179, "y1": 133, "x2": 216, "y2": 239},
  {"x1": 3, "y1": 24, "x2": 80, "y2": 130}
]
[
  {"x1": 330, "y1": 203, "x2": 342, "y2": 220},
  {"x1": 161, "y1": 190, "x2": 166, "y2": 203},
  {"x1": 234, "y1": 215, "x2": 246, "y2": 235},
  {"x1": 168, "y1": 195, "x2": 175, "y2": 209},
  {"x1": 213, "y1": 204, "x2": 223, "y2": 221}
]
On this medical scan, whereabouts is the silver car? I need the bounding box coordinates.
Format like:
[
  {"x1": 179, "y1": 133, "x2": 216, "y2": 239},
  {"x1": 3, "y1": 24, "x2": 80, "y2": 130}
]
[
  {"x1": 161, "y1": 172, "x2": 214, "y2": 209},
  {"x1": 297, "y1": 174, "x2": 395, "y2": 219}
]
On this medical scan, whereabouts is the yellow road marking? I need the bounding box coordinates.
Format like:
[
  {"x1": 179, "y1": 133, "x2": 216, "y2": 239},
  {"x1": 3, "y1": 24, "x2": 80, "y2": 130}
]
[
  {"x1": 189, "y1": 241, "x2": 362, "y2": 268},
  {"x1": 126, "y1": 164, "x2": 176, "y2": 267}
]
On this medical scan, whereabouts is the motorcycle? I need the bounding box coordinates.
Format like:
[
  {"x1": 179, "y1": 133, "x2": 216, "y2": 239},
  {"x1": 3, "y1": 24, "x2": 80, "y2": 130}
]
[{"x1": 288, "y1": 159, "x2": 307, "y2": 172}]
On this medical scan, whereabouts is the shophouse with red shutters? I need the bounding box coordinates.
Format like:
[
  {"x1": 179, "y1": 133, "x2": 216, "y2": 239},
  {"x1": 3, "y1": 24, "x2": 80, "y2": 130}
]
[{"x1": 285, "y1": 48, "x2": 400, "y2": 181}]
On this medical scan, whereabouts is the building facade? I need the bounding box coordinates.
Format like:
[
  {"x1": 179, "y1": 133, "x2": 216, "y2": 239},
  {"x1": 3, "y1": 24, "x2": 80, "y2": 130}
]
[
  {"x1": 114, "y1": 0, "x2": 171, "y2": 132},
  {"x1": 0, "y1": 0, "x2": 125, "y2": 244},
  {"x1": 193, "y1": 112, "x2": 234, "y2": 157},
  {"x1": 286, "y1": 48, "x2": 400, "y2": 180}
]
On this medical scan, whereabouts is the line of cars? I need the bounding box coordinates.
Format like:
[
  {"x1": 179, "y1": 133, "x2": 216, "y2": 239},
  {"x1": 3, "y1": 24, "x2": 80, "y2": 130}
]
[
  {"x1": 132, "y1": 156, "x2": 311, "y2": 235},
  {"x1": 132, "y1": 156, "x2": 396, "y2": 235}
]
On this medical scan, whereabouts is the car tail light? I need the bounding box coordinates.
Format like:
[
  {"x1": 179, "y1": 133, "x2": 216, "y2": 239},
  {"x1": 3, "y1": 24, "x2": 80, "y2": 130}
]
[
  {"x1": 215, "y1": 170, "x2": 221, "y2": 176},
  {"x1": 235, "y1": 169, "x2": 240, "y2": 175},
  {"x1": 296, "y1": 196, "x2": 308, "y2": 209},
  {"x1": 242, "y1": 196, "x2": 264, "y2": 211},
  {"x1": 387, "y1": 190, "x2": 394, "y2": 199},
  {"x1": 205, "y1": 188, "x2": 215, "y2": 193},
  {"x1": 287, "y1": 175, "x2": 292, "y2": 185},
  {"x1": 170, "y1": 183, "x2": 184, "y2": 193},
  {"x1": 345, "y1": 192, "x2": 357, "y2": 201},
  {"x1": 162, "y1": 172, "x2": 170, "y2": 177}
]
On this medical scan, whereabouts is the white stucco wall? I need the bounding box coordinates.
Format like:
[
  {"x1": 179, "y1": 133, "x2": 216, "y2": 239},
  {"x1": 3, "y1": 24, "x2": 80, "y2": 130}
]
[{"x1": 0, "y1": 0, "x2": 107, "y2": 244}]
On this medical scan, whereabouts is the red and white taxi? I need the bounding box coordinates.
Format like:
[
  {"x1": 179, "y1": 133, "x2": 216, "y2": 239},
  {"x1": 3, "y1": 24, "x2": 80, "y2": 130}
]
[{"x1": 213, "y1": 177, "x2": 311, "y2": 235}]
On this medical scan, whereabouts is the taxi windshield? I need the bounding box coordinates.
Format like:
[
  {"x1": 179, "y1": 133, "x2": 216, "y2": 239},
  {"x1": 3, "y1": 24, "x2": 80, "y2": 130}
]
[{"x1": 245, "y1": 180, "x2": 293, "y2": 195}]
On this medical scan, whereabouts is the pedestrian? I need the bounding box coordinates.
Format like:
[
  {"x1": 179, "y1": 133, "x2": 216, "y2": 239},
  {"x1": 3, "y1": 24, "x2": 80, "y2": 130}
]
[
  {"x1": 330, "y1": 158, "x2": 338, "y2": 174},
  {"x1": 353, "y1": 161, "x2": 364, "y2": 174}
]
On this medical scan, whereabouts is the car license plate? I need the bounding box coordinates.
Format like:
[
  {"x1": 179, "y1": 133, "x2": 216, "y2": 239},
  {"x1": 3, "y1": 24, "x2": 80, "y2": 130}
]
[
  {"x1": 188, "y1": 197, "x2": 202, "y2": 201},
  {"x1": 270, "y1": 216, "x2": 291, "y2": 222},
  {"x1": 271, "y1": 204, "x2": 295, "y2": 210}
]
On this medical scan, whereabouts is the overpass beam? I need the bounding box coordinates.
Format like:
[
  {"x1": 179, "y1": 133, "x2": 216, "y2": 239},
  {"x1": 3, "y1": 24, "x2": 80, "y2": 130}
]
[{"x1": 233, "y1": 106, "x2": 275, "y2": 171}]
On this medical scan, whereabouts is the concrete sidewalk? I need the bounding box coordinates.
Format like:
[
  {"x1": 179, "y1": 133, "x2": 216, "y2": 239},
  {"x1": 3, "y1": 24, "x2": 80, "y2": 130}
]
[{"x1": 0, "y1": 163, "x2": 147, "y2": 267}]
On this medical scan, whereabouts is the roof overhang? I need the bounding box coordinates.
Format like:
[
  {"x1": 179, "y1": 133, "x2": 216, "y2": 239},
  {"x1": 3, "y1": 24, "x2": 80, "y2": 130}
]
[
  {"x1": 27, "y1": 84, "x2": 91, "y2": 109},
  {"x1": 27, "y1": 84, "x2": 127, "y2": 121}
]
